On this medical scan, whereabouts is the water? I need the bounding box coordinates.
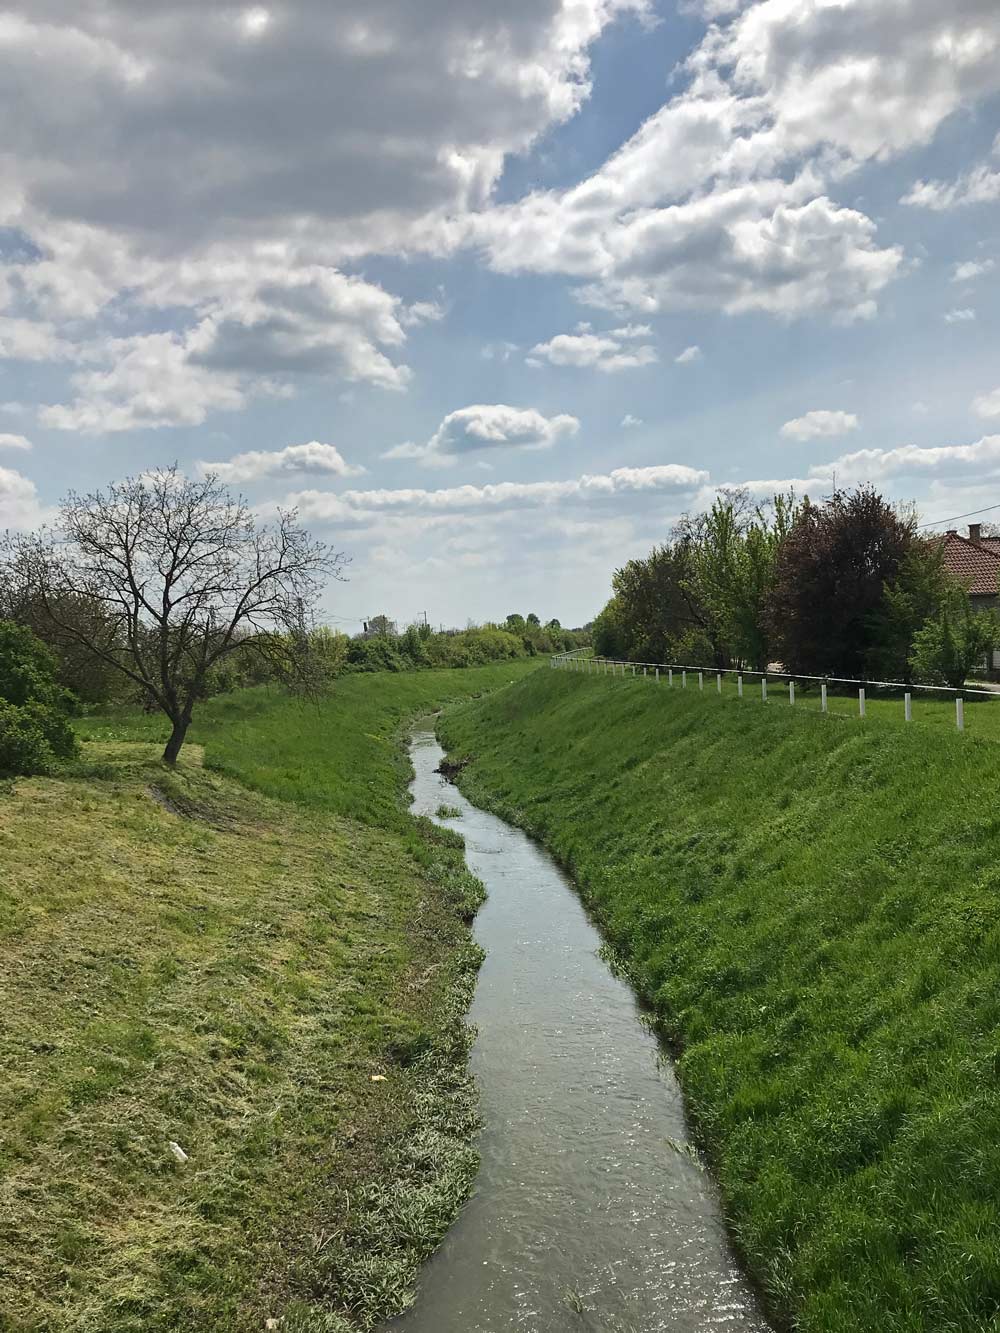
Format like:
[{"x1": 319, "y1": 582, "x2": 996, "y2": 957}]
[{"x1": 391, "y1": 731, "x2": 771, "y2": 1333}]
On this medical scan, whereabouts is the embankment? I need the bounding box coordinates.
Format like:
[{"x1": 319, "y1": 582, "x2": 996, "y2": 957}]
[
  {"x1": 1, "y1": 663, "x2": 536, "y2": 1332},
  {"x1": 439, "y1": 667, "x2": 1000, "y2": 1333}
]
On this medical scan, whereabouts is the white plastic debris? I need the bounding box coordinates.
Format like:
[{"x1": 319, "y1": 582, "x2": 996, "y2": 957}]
[{"x1": 168, "y1": 1141, "x2": 189, "y2": 1163}]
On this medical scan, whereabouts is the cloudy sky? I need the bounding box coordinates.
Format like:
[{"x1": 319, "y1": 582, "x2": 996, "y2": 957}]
[{"x1": 2, "y1": 1, "x2": 1000, "y2": 629}]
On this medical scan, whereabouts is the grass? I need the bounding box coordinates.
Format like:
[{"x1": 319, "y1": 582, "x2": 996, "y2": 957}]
[
  {"x1": 2, "y1": 661, "x2": 539, "y2": 1331},
  {"x1": 581, "y1": 659, "x2": 1000, "y2": 740},
  {"x1": 77, "y1": 659, "x2": 539, "y2": 830},
  {"x1": 439, "y1": 667, "x2": 1000, "y2": 1333}
]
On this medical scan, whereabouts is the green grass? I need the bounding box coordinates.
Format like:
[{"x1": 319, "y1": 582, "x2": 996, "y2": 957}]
[
  {"x1": 440, "y1": 668, "x2": 1000, "y2": 1333},
  {"x1": 581, "y1": 659, "x2": 1000, "y2": 739},
  {"x1": 78, "y1": 659, "x2": 540, "y2": 829},
  {"x1": 2, "y1": 662, "x2": 538, "y2": 1332}
]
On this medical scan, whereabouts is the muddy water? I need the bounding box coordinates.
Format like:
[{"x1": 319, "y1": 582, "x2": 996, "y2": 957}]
[{"x1": 390, "y1": 731, "x2": 771, "y2": 1333}]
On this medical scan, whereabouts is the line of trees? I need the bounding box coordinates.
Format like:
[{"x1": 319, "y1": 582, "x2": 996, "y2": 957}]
[
  {"x1": 0, "y1": 465, "x2": 590, "y2": 773},
  {"x1": 593, "y1": 486, "x2": 999, "y2": 687}
]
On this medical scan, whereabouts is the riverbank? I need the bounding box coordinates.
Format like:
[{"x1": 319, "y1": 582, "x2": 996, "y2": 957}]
[
  {"x1": 1, "y1": 663, "x2": 537, "y2": 1331},
  {"x1": 439, "y1": 668, "x2": 1000, "y2": 1333}
]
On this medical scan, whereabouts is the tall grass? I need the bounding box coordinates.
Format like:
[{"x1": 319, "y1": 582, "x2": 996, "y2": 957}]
[{"x1": 440, "y1": 668, "x2": 1000, "y2": 1333}]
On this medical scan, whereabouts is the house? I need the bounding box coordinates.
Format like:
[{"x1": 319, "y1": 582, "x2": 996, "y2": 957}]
[
  {"x1": 940, "y1": 524, "x2": 1000, "y2": 610},
  {"x1": 940, "y1": 523, "x2": 1000, "y2": 669}
]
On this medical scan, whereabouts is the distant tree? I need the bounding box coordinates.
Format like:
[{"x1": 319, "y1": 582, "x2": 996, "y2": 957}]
[
  {"x1": 690, "y1": 490, "x2": 797, "y2": 672},
  {"x1": 910, "y1": 592, "x2": 1000, "y2": 688},
  {"x1": 867, "y1": 538, "x2": 954, "y2": 681},
  {"x1": 526, "y1": 612, "x2": 540, "y2": 626},
  {"x1": 365, "y1": 614, "x2": 396, "y2": 637},
  {"x1": 611, "y1": 541, "x2": 714, "y2": 663},
  {"x1": 2, "y1": 467, "x2": 343, "y2": 764},
  {"x1": 546, "y1": 617, "x2": 561, "y2": 630},
  {"x1": 505, "y1": 613, "x2": 526, "y2": 632},
  {"x1": 0, "y1": 579, "x2": 125, "y2": 704},
  {"x1": 768, "y1": 488, "x2": 914, "y2": 676}
]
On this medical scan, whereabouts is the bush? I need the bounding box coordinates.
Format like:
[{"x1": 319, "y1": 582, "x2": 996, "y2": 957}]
[
  {"x1": 0, "y1": 701, "x2": 58, "y2": 775},
  {"x1": 910, "y1": 603, "x2": 1000, "y2": 687},
  {"x1": 0, "y1": 619, "x2": 79, "y2": 774}
]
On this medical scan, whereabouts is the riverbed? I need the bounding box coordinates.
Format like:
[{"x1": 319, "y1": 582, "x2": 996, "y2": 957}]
[{"x1": 390, "y1": 730, "x2": 771, "y2": 1333}]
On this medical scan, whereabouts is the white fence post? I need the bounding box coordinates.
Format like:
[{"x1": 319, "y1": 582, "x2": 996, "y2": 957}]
[
  {"x1": 859, "y1": 687, "x2": 866, "y2": 717},
  {"x1": 631, "y1": 664, "x2": 636, "y2": 677},
  {"x1": 698, "y1": 671, "x2": 704, "y2": 691},
  {"x1": 737, "y1": 675, "x2": 743, "y2": 698},
  {"x1": 904, "y1": 691, "x2": 911, "y2": 722},
  {"x1": 643, "y1": 666, "x2": 647, "y2": 677},
  {"x1": 761, "y1": 677, "x2": 768, "y2": 702},
  {"x1": 668, "y1": 668, "x2": 674, "y2": 687},
  {"x1": 789, "y1": 680, "x2": 795, "y2": 706},
  {"x1": 821, "y1": 681, "x2": 827, "y2": 713},
  {"x1": 655, "y1": 667, "x2": 660, "y2": 682},
  {"x1": 717, "y1": 672, "x2": 722, "y2": 694},
  {"x1": 682, "y1": 670, "x2": 687, "y2": 689},
  {"x1": 956, "y1": 696, "x2": 965, "y2": 732}
]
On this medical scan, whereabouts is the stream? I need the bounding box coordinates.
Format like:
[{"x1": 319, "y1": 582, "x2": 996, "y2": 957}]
[{"x1": 390, "y1": 729, "x2": 772, "y2": 1333}]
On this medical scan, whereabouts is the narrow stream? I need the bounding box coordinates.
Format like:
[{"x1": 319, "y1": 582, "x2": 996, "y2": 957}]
[{"x1": 391, "y1": 730, "x2": 772, "y2": 1333}]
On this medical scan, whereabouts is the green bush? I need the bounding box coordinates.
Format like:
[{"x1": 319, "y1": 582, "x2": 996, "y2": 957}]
[{"x1": 0, "y1": 619, "x2": 79, "y2": 773}]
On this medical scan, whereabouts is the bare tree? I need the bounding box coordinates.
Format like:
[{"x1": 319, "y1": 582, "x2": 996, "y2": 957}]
[{"x1": 2, "y1": 467, "x2": 345, "y2": 763}]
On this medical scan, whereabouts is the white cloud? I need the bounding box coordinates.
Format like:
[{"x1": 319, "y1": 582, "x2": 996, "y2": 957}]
[
  {"x1": 810, "y1": 435, "x2": 1000, "y2": 484},
  {"x1": 675, "y1": 344, "x2": 702, "y2": 364},
  {"x1": 944, "y1": 307, "x2": 976, "y2": 323},
  {"x1": 288, "y1": 461, "x2": 709, "y2": 522},
  {"x1": 0, "y1": 466, "x2": 50, "y2": 529},
  {"x1": 0, "y1": 433, "x2": 31, "y2": 450},
  {"x1": 780, "y1": 410, "x2": 860, "y2": 442},
  {"x1": 973, "y1": 387, "x2": 1000, "y2": 419},
  {"x1": 529, "y1": 329, "x2": 657, "y2": 372},
  {"x1": 912, "y1": 400, "x2": 930, "y2": 416},
  {"x1": 621, "y1": 413, "x2": 643, "y2": 427},
  {"x1": 473, "y1": 0, "x2": 1000, "y2": 322},
  {"x1": 201, "y1": 441, "x2": 365, "y2": 484},
  {"x1": 902, "y1": 166, "x2": 1000, "y2": 211},
  {"x1": 384, "y1": 403, "x2": 580, "y2": 468},
  {"x1": 953, "y1": 258, "x2": 995, "y2": 282}
]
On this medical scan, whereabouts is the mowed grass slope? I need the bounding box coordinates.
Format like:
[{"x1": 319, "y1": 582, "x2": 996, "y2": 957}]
[
  {"x1": 1, "y1": 663, "x2": 537, "y2": 1332},
  {"x1": 440, "y1": 668, "x2": 1000, "y2": 1333}
]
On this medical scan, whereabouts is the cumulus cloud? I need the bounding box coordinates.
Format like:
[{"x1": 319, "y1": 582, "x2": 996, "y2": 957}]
[
  {"x1": 529, "y1": 327, "x2": 657, "y2": 372},
  {"x1": 201, "y1": 441, "x2": 365, "y2": 484},
  {"x1": 674, "y1": 344, "x2": 702, "y2": 364},
  {"x1": 621, "y1": 413, "x2": 643, "y2": 427},
  {"x1": 0, "y1": 466, "x2": 51, "y2": 529},
  {"x1": 953, "y1": 258, "x2": 995, "y2": 282},
  {"x1": 944, "y1": 307, "x2": 976, "y2": 323},
  {"x1": 780, "y1": 410, "x2": 860, "y2": 442},
  {"x1": 0, "y1": 433, "x2": 31, "y2": 450},
  {"x1": 473, "y1": 0, "x2": 1000, "y2": 321},
  {"x1": 973, "y1": 387, "x2": 1000, "y2": 419},
  {"x1": 384, "y1": 403, "x2": 580, "y2": 468},
  {"x1": 288, "y1": 461, "x2": 708, "y2": 523},
  {"x1": 0, "y1": 1, "x2": 652, "y2": 427},
  {"x1": 809, "y1": 435, "x2": 1000, "y2": 484}
]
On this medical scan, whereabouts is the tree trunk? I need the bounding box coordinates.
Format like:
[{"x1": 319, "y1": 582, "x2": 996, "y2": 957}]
[{"x1": 162, "y1": 716, "x2": 190, "y2": 765}]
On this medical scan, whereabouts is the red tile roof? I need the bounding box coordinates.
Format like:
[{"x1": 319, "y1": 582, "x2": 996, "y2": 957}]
[{"x1": 940, "y1": 531, "x2": 1000, "y2": 597}]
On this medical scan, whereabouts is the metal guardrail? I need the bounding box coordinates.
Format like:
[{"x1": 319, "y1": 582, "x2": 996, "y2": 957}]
[{"x1": 550, "y1": 652, "x2": 995, "y2": 731}]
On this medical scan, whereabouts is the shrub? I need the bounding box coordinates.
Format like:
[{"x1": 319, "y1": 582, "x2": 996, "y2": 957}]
[
  {"x1": 0, "y1": 619, "x2": 79, "y2": 773},
  {"x1": 0, "y1": 701, "x2": 57, "y2": 775}
]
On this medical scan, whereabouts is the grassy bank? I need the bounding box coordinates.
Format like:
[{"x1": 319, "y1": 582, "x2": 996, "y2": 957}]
[
  {"x1": 439, "y1": 668, "x2": 1000, "y2": 1333},
  {"x1": 1, "y1": 663, "x2": 537, "y2": 1331}
]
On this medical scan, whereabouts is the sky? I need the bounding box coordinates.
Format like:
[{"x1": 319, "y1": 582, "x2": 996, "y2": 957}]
[{"x1": 1, "y1": 1, "x2": 1000, "y2": 631}]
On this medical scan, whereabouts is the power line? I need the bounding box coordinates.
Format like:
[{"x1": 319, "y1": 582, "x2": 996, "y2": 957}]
[{"x1": 918, "y1": 501, "x2": 1000, "y2": 530}]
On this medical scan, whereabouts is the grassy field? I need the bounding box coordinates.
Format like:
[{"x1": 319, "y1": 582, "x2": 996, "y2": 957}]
[
  {"x1": 581, "y1": 658, "x2": 1000, "y2": 739},
  {"x1": 440, "y1": 668, "x2": 1000, "y2": 1333},
  {"x1": 1, "y1": 661, "x2": 538, "y2": 1332}
]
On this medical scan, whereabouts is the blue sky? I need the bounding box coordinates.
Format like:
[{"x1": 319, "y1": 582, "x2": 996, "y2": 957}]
[{"x1": 2, "y1": 0, "x2": 1000, "y2": 629}]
